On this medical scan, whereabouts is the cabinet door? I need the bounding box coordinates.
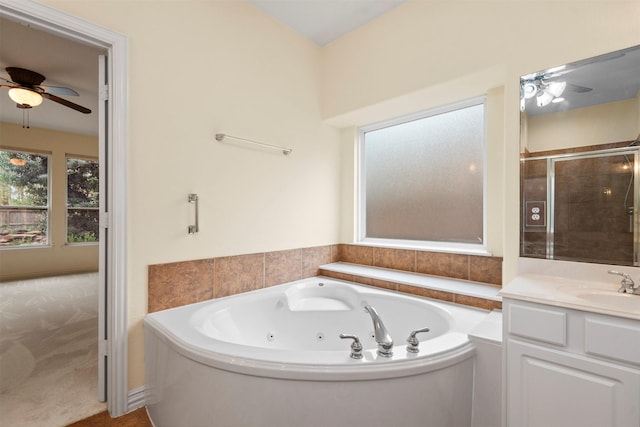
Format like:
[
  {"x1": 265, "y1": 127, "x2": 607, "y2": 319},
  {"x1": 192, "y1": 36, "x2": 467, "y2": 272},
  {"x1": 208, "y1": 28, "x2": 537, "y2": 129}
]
[{"x1": 507, "y1": 339, "x2": 640, "y2": 427}]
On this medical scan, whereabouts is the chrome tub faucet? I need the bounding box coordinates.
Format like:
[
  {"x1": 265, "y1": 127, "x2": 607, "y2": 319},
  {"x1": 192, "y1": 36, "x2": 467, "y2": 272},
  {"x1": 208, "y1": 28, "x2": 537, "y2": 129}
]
[{"x1": 364, "y1": 305, "x2": 393, "y2": 357}]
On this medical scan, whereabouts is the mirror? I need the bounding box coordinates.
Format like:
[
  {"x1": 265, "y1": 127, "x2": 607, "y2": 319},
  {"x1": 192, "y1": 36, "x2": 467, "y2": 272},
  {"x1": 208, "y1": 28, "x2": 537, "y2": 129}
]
[{"x1": 520, "y1": 45, "x2": 640, "y2": 266}]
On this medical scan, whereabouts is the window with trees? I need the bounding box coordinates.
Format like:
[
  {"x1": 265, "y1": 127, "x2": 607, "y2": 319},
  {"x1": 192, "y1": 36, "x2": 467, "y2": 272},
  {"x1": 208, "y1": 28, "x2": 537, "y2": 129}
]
[
  {"x1": 67, "y1": 157, "x2": 99, "y2": 243},
  {"x1": 0, "y1": 150, "x2": 49, "y2": 247},
  {"x1": 358, "y1": 98, "x2": 486, "y2": 250}
]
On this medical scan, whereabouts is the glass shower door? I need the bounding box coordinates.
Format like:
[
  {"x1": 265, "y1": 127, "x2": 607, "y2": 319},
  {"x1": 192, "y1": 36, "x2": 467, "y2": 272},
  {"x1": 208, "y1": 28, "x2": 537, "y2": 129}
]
[
  {"x1": 551, "y1": 151, "x2": 638, "y2": 265},
  {"x1": 521, "y1": 148, "x2": 639, "y2": 266}
]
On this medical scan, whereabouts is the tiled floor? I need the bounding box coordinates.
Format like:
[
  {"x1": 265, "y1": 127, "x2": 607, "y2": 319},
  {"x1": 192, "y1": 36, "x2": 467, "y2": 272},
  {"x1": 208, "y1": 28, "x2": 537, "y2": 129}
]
[{"x1": 67, "y1": 408, "x2": 152, "y2": 427}]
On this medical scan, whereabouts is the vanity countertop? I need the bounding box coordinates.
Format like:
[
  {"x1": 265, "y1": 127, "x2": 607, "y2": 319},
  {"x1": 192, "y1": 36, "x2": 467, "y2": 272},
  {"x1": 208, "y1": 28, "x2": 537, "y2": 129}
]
[{"x1": 500, "y1": 274, "x2": 640, "y2": 320}]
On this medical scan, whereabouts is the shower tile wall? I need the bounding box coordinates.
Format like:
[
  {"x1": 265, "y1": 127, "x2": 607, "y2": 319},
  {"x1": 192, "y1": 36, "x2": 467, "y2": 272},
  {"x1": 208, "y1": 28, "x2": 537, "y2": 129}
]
[
  {"x1": 520, "y1": 157, "x2": 548, "y2": 258},
  {"x1": 521, "y1": 142, "x2": 636, "y2": 265},
  {"x1": 554, "y1": 155, "x2": 634, "y2": 264},
  {"x1": 148, "y1": 244, "x2": 503, "y2": 312}
]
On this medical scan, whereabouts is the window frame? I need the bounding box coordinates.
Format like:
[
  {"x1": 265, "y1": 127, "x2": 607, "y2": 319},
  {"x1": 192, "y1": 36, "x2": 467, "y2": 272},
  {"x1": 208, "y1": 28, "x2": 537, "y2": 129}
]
[
  {"x1": 356, "y1": 96, "x2": 489, "y2": 254},
  {"x1": 65, "y1": 155, "x2": 99, "y2": 245},
  {"x1": 0, "y1": 148, "x2": 51, "y2": 249}
]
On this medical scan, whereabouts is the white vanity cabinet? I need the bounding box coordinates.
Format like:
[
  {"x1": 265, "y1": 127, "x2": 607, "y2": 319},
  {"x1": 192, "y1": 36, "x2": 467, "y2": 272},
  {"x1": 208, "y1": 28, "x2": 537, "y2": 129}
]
[{"x1": 503, "y1": 298, "x2": 640, "y2": 427}]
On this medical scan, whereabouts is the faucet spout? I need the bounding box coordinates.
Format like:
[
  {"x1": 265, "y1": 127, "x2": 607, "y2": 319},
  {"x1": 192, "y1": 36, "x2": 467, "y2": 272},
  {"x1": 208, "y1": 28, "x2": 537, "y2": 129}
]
[{"x1": 364, "y1": 305, "x2": 393, "y2": 357}]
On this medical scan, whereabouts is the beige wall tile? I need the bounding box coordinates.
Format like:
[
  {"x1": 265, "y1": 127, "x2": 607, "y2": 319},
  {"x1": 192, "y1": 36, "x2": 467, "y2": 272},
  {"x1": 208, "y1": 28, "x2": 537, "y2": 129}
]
[
  {"x1": 373, "y1": 247, "x2": 415, "y2": 271},
  {"x1": 454, "y1": 294, "x2": 502, "y2": 311},
  {"x1": 319, "y1": 269, "x2": 355, "y2": 282},
  {"x1": 338, "y1": 244, "x2": 374, "y2": 265},
  {"x1": 416, "y1": 251, "x2": 469, "y2": 280},
  {"x1": 148, "y1": 259, "x2": 214, "y2": 312},
  {"x1": 265, "y1": 249, "x2": 303, "y2": 287},
  {"x1": 301, "y1": 245, "x2": 336, "y2": 278},
  {"x1": 214, "y1": 253, "x2": 265, "y2": 298},
  {"x1": 469, "y1": 256, "x2": 503, "y2": 286},
  {"x1": 397, "y1": 284, "x2": 455, "y2": 303},
  {"x1": 147, "y1": 244, "x2": 503, "y2": 313}
]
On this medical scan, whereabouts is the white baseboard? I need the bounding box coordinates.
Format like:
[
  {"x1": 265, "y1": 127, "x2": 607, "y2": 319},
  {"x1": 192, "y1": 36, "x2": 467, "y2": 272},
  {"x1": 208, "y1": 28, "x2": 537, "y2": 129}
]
[{"x1": 127, "y1": 386, "x2": 145, "y2": 412}]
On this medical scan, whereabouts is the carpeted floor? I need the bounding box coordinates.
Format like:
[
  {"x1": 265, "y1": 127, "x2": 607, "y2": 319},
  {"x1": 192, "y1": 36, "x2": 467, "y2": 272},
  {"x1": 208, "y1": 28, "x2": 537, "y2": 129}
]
[{"x1": 0, "y1": 273, "x2": 106, "y2": 427}]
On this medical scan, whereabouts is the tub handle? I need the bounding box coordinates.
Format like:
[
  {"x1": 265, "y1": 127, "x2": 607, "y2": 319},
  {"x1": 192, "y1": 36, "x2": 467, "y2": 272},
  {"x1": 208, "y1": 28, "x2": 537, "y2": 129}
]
[
  {"x1": 406, "y1": 327, "x2": 431, "y2": 353},
  {"x1": 339, "y1": 334, "x2": 363, "y2": 359}
]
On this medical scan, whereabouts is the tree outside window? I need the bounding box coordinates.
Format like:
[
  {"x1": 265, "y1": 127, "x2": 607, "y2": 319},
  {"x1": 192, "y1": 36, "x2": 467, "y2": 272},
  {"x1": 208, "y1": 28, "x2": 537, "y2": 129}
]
[
  {"x1": 0, "y1": 150, "x2": 49, "y2": 246},
  {"x1": 67, "y1": 157, "x2": 99, "y2": 243}
]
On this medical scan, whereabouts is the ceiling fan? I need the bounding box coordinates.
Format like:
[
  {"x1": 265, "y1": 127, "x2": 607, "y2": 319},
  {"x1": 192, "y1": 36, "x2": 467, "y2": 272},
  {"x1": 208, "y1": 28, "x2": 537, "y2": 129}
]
[
  {"x1": 520, "y1": 69, "x2": 593, "y2": 110},
  {"x1": 519, "y1": 50, "x2": 632, "y2": 112},
  {"x1": 0, "y1": 67, "x2": 91, "y2": 114}
]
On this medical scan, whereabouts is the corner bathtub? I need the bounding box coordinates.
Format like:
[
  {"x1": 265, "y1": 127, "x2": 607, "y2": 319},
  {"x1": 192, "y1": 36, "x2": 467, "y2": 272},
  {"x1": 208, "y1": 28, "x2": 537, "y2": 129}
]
[{"x1": 144, "y1": 277, "x2": 490, "y2": 427}]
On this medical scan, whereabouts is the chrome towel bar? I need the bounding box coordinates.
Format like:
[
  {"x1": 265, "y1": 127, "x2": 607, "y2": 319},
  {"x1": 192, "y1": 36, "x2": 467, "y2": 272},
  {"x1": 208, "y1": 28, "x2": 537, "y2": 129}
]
[{"x1": 215, "y1": 133, "x2": 292, "y2": 155}]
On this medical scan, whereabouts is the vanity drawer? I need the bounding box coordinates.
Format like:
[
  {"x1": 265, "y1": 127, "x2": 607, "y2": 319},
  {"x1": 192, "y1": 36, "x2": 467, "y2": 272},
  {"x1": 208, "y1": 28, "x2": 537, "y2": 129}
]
[
  {"x1": 508, "y1": 303, "x2": 566, "y2": 346},
  {"x1": 584, "y1": 318, "x2": 640, "y2": 365}
]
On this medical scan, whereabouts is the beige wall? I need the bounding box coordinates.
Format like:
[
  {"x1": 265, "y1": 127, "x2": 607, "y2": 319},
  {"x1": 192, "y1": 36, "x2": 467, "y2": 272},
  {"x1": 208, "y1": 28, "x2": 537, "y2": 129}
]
[
  {"x1": 320, "y1": 0, "x2": 640, "y2": 283},
  {"x1": 41, "y1": 0, "x2": 342, "y2": 389},
  {"x1": 0, "y1": 122, "x2": 99, "y2": 280},
  {"x1": 526, "y1": 98, "x2": 639, "y2": 153},
  {"x1": 37, "y1": 0, "x2": 640, "y2": 392}
]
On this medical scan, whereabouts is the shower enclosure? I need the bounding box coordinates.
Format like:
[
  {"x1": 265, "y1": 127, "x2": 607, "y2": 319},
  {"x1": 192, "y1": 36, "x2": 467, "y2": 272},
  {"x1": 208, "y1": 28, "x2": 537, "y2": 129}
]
[{"x1": 521, "y1": 147, "x2": 639, "y2": 266}]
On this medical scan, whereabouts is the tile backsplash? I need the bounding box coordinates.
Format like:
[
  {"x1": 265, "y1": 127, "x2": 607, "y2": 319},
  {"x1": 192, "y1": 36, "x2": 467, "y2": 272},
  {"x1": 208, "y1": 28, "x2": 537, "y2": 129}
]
[
  {"x1": 148, "y1": 245, "x2": 339, "y2": 312},
  {"x1": 148, "y1": 244, "x2": 502, "y2": 312}
]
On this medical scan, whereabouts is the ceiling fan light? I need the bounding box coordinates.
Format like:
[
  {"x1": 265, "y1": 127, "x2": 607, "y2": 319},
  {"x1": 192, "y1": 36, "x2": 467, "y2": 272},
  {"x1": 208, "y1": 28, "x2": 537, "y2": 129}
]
[
  {"x1": 551, "y1": 97, "x2": 565, "y2": 103},
  {"x1": 8, "y1": 87, "x2": 43, "y2": 107},
  {"x1": 536, "y1": 90, "x2": 554, "y2": 107},
  {"x1": 547, "y1": 81, "x2": 567, "y2": 97}
]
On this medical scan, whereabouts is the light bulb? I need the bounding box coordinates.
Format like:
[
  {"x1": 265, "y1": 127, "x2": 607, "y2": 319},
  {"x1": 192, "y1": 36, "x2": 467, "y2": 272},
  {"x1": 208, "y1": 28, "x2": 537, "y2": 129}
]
[
  {"x1": 536, "y1": 90, "x2": 554, "y2": 107},
  {"x1": 547, "y1": 81, "x2": 566, "y2": 97},
  {"x1": 8, "y1": 88, "x2": 43, "y2": 107}
]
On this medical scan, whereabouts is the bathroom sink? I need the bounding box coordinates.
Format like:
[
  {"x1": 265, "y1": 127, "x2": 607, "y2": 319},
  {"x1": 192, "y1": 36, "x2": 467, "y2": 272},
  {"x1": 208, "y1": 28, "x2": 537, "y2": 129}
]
[{"x1": 574, "y1": 291, "x2": 640, "y2": 312}]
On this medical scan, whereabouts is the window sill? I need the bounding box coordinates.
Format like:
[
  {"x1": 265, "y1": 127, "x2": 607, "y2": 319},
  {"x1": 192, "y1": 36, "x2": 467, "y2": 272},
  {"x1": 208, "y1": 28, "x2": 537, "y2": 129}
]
[
  {"x1": 356, "y1": 239, "x2": 492, "y2": 257},
  {"x1": 319, "y1": 262, "x2": 502, "y2": 302}
]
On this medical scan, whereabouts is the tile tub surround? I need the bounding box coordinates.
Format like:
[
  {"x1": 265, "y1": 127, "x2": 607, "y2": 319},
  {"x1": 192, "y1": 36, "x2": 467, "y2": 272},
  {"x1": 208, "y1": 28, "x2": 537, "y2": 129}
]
[
  {"x1": 148, "y1": 245, "x2": 339, "y2": 312},
  {"x1": 338, "y1": 244, "x2": 503, "y2": 286},
  {"x1": 148, "y1": 244, "x2": 502, "y2": 312}
]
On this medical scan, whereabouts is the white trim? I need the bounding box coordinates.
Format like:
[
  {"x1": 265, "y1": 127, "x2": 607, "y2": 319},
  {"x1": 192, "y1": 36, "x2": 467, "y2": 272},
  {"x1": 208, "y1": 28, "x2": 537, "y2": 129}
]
[
  {"x1": 354, "y1": 238, "x2": 493, "y2": 257},
  {"x1": 0, "y1": 0, "x2": 130, "y2": 417},
  {"x1": 359, "y1": 96, "x2": 487, "y2": 134},
  {"x1": 127, "y1": 386, "x2": 146, "y2": 412}
]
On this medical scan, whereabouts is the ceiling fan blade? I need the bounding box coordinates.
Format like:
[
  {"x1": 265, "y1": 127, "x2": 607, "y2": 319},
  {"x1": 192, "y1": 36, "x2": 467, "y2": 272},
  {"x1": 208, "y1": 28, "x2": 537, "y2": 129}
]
[
  {"x1": 39, "y1": 85, "x2": 80, "y2": 96},
  {"x1": 0, "y1": 76, "x2": 16, "y2": 85},
  {"x1": 567, "y1": 83, "x2": 592, "y2": 93},
  {"x1": 42, "y1": 92, "x2": 91, "y2": 114}
]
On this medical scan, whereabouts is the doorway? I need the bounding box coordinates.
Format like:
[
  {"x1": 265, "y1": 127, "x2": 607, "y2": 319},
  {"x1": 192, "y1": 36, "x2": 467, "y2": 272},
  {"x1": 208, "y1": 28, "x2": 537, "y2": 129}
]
[{"x1": 0, "y1": 0, "x2": 129, "y2": 418}]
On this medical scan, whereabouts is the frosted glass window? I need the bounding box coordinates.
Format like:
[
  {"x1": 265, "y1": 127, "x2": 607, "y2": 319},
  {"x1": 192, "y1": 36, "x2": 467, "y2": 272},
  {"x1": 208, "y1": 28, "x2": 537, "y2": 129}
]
[{"x1": 361, "y1": 101, "x2": 484, "y2": 244}]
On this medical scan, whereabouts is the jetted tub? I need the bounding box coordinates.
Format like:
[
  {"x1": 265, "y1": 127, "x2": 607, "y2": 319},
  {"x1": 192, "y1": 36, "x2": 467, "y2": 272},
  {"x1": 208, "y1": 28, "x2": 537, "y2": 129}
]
[{"x1": 144, "y1": 277, "x2": 490, "y2": 427}]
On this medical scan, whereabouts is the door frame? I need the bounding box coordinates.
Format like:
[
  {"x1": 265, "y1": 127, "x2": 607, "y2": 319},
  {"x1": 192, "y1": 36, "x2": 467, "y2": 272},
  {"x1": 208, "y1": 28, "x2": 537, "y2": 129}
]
[{"x1": 0, "y1": 0, "x2": 130, "y2": 416}]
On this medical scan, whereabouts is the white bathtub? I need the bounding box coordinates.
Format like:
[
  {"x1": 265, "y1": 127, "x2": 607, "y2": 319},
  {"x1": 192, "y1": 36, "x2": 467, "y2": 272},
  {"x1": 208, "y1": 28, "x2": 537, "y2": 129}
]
[{"x1": 144, "y1": 277, "x2": 491, "y2": 427}]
